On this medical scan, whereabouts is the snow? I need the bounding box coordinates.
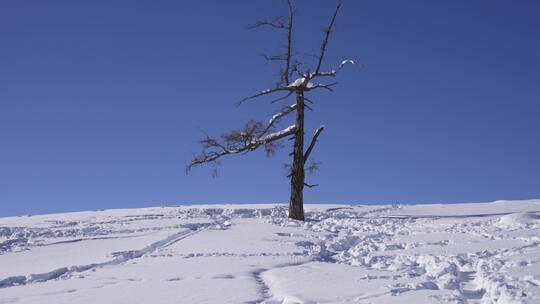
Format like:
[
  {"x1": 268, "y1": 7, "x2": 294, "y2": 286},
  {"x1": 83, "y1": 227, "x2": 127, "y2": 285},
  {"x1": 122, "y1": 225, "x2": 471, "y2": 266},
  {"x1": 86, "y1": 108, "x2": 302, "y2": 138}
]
[
  {"x1": 258, "y1": 125, "x2": 297, "y2": 143},
  {"x1": 269, "y1": 104, "x2": 296, "y2": 125},
  {"x1": 1, "y1": 200, "x2": 539, "y2": 303},
  {"x1": 496, "y1": 212, "x2": 540, "y2": 229},
  {"x1": 288, "y1": 77, "x2": 314, "y2": 89},
  {"x1": 337, "y1": 59, "x2": 356, "y2": 71}
]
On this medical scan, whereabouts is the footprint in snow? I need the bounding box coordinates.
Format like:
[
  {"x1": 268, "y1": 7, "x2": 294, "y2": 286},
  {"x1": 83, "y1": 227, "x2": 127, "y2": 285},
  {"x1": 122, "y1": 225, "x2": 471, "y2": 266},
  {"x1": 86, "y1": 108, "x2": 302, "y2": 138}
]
[
  {"x1": 167, "y1": 277, "x2": 183, "y2": 282},
  {"x1": 212, "y1": 274, "x2": 235, "y2": 279}
]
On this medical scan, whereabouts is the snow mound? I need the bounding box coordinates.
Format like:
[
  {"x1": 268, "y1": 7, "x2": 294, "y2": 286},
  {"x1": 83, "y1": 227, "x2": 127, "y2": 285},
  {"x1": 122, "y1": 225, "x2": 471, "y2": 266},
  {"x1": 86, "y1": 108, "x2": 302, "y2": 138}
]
[{"x1": 496, "y1": 212, "x2": 540, "y2": 228}]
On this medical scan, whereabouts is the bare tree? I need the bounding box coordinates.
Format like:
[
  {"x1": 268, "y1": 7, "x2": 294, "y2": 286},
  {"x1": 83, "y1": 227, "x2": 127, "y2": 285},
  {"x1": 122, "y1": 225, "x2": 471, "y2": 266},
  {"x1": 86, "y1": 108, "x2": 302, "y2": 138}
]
[{"x1": 187, "y1": 0, "x2": 357, "y2": 221}]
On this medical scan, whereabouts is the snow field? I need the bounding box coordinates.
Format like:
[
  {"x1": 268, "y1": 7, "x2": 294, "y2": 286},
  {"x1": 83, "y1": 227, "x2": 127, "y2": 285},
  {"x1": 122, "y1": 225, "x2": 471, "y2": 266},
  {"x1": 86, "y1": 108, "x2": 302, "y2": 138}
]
[{"x1": 0, "y1": 200, "x2": 539, "y2": 303}]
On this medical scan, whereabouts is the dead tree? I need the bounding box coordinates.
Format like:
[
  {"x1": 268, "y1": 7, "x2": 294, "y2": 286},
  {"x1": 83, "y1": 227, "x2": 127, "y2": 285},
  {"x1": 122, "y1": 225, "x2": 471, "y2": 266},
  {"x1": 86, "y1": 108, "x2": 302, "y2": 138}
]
[{"x1": 187, "y1": 0, "x2": 356, "y2": 221}]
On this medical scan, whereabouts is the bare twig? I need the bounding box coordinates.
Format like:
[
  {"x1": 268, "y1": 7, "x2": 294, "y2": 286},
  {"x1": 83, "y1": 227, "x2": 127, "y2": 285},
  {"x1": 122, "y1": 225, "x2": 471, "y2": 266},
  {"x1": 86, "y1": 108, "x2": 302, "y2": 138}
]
[
  {"x1": 248, "y1": 16, "x2": 288, "y2": 29},
  {"x1": 304, "y1": 97, "x2": 315, "y2": 104},
  {"x1": 270, "y1": 91, "x2": 294, "y2": 103},
  {"x1": 260, "y1": 53, "x2": 288, "y2": 62},
  {"x1": 238, "y1": 86, "x2": 292, "y2": 105},
  {"x1": 305, "y1": 160, "x2": 321, "y2": 174}
]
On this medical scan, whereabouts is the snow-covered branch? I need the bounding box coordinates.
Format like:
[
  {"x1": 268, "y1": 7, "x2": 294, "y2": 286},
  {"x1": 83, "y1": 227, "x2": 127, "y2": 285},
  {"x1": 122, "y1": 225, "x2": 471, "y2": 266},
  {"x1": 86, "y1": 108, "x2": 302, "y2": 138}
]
[
  {"x1": 263, "y1": 104, "x2": 297, "y2": 135},
  {"x1": 310, "y1": 59, "x2": 358, "y2": 78},
  {"x1": 305, "y1": 82, "x2": 337, "y2": 92},
  {"x1": 187, "y1": 123, "x2": 297, "y2": 173},
  {"x1": 258, "y1": 125, "x2": 296, "y2": 144}
]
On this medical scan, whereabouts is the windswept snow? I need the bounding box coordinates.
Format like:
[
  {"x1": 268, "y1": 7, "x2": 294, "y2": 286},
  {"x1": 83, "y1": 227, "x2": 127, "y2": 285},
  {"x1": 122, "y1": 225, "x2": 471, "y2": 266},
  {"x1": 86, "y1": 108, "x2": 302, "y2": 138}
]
[{"x1": 0, "y1": 200, "x2": 539, "y2": 303}]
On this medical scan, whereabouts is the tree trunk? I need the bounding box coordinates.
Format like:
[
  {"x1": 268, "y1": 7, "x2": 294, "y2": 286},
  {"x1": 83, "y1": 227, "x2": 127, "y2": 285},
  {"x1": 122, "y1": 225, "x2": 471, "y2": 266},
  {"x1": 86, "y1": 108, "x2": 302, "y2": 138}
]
[{"x1": 289, "y1": 90, "x2": 305, "y2": 220}]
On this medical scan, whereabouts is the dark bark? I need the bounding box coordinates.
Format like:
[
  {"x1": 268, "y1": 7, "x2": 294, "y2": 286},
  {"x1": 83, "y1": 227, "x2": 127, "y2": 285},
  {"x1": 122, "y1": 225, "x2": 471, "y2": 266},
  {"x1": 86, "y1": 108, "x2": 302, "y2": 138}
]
[{"x1": 289, "y1": 90, "x2": 305, "y2": 220}]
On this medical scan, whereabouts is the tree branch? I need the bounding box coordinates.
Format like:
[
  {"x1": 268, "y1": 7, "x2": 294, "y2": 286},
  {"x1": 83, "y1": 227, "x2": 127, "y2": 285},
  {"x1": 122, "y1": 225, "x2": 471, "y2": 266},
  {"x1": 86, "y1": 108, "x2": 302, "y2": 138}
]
[
  {"x1": 187, "y1": 124, "x2": 297, "y2": 173},
  {"x1": 310, "y1": 59, "x2": 358, "y2": 78},
  {"x1": 284, "y1": 0, "x2": 294, "y2": 85},
  {"x1": 250, "y1": 0, "x2": 295, "y2": 86},
  {"x1": 260, "y1": 53, "x2": 288, "y2": 62},
  {"x1": 304, "y1": 125, "x2": 325, "y2": 163},
  {"x1": 315, "y1": 1, "x2": 342, "y2": 74},
  {"x1": 263, "y1": 104, "x2": 297, "y2": 134},
  {"x1": 259, "y1": 124, "x2": 297, "y2": 143},
  {"x1": 248, "y1": 16, "x2": 288, "y2": 29},
  {"x1": 270, "y1": 90, "x2": 294, "y2": 103},
  {"x1": 304, "y1": 96, "x2": 315, "y2": 104},
  {"x1": 305, "y1": 82, "x2": 338, "y2": 92},
  {"x1": 238, "y1": 86, "x2": 292, "y2": 105}
]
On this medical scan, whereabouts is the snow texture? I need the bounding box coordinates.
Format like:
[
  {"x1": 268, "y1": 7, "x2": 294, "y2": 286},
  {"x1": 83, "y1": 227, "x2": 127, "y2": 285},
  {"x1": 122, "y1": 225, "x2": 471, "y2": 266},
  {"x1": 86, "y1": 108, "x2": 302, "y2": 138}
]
[{"x1": 0, "y1": 200, "x2": 539, "y2": 303}]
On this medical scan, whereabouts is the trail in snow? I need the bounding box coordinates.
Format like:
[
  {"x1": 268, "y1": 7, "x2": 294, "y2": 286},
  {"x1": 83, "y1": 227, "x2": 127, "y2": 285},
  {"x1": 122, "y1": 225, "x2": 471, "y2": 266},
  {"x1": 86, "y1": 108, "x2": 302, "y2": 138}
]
[{"x1": 0, "y1": 223, "x2": 210, "y2": 288}]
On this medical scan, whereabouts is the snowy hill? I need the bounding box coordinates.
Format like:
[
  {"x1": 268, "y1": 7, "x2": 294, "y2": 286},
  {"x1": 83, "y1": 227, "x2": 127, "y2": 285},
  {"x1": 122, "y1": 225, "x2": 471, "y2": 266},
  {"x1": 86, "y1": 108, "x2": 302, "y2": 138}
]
[{"x1": 1, "y1": 200, "x2": 540, "y2": 303}]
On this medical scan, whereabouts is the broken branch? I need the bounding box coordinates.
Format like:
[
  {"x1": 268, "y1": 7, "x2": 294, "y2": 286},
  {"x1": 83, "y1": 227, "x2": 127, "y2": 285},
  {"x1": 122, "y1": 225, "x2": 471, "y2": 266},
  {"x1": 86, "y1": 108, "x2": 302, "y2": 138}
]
[{"x1": 304, "y1": 125, "x2": 325, "y2": 163}]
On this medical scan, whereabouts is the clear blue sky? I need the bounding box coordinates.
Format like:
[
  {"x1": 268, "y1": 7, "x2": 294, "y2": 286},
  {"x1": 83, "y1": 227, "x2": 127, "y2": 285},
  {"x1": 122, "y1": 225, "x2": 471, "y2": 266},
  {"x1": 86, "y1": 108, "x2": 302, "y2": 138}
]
[{"x1": 1, "y1": 0, "x2": 539, "y2": 216}]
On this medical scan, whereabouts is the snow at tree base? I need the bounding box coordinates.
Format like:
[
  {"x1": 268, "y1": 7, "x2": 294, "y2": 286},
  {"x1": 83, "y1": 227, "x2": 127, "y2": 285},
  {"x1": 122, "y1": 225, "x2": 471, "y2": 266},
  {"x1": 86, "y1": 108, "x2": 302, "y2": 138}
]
[{"x1": 1, "y1": 200, "x2": 539, "y2": 303}]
